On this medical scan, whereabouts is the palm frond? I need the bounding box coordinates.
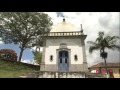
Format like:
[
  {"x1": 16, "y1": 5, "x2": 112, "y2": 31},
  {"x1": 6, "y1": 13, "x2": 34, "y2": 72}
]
[
  {"x1": 105, "y1": 36, "x2": 111, "y2": 42},
  {"x1": 96, "y1": 37, "x2": 102, "y2": 43},
  {"x1": 87, "y1": 41, "x2": 96, "y2": 45},
  {"x1": 89, "y1": 46, "x2": 100, "y2": 54},
  {"x1": 110, "y1": 45, "x2": 120, "y2": 51},
  {"x1": 106, "y1": 46, "x2": 115, "y2": 50},
  {"x1": 106, "y1": 35, "x2": 119, "y2": 42},
  {"x1": 102, "y1": 38, "x2": 109, "y2": 47},
  {"x1": 111, "y1": 36, "x2": 119, "y2": 40},
  {"x1": 95, "y1": 34, "x2": 104, "y2": 45}
]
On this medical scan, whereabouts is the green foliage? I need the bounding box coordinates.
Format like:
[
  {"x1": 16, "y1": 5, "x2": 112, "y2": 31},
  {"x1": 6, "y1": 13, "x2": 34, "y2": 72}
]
[
  {"x1": 0, "y1": 12, "x2": 53, "y2": 62},
  {"x1": 32, "y1": 51, "x2": 42, "y2": 64},
  {"x1": 32, "y1": 38, "x2": 43, "y2": 51}
]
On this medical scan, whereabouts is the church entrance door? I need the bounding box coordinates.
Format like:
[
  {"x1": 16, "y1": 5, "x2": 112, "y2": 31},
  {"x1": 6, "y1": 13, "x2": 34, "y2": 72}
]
[{"x1": 58, "y1": 51, "x2": 69, "y2": 72}]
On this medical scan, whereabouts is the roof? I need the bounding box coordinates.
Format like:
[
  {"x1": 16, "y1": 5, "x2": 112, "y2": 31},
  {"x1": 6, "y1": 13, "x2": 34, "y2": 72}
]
[
  {"x1": 88, "y1": 62, "x2": 120, "y2": 69},
  {"x1": 50, "y1": 18, "x2": 79, "y2": 32}
]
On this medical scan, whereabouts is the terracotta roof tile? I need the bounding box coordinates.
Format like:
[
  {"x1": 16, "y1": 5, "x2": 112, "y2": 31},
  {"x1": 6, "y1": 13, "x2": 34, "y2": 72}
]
[{"x1": 89, "y1": 62, "x2": 120, "y2": 68}]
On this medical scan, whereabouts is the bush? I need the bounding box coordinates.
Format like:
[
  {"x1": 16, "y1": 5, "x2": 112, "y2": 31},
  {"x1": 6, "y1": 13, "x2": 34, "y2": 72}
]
[
  {"x1": 32, "y1": 51, "x2": 42, "y2": 64},
  {"x1": 0, "y1": 49, "x2": 17, "y2": 61}
]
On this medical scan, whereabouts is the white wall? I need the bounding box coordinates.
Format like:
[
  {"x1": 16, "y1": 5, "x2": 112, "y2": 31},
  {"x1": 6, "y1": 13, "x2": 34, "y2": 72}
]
[
  {"x1": 69, "y1": 46, "x2": 83, "y2": 64},
  {"x1": 44, "y1": 38, "x2": 84, "y2": 64}
]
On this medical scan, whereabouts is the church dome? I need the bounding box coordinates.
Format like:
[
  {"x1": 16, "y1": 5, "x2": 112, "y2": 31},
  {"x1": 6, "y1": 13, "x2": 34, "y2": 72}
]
[{"x1": 50, "y1": 18, "x2": 79, "y2": 32}]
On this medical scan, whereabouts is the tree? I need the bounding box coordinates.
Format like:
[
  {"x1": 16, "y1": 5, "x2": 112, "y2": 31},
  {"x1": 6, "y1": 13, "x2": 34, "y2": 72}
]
[
  {"x1": 0, "y1": 12, "x2": 53, "y2": 62},
  {"x1": 87, "y1": 31, "x2": 120, "y2": 75},
  {"x1": 32, "y1": 51, "x2": 42, "y2": 64}
]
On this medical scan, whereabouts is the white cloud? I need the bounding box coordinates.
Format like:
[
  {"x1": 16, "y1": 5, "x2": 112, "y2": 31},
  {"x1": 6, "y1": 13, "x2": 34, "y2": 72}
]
[
  {"x1": 0, "y1": 38, "x2": 3, "y2": 45},
  {"x1": 31, "y1": 46, "x2": 43, "y2": 52},
  {"x1": 21, "y1": 59, "x2": 33, "y2": 64},
  {"x1": 0, "y1": 41, "x2": 3, "y2": 44}
]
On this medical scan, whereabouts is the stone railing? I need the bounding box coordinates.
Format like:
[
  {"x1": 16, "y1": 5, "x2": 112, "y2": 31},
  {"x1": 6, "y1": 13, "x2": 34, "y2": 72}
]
[
  {"x1": 19, "y1": 71, "x2": 91, "y2": 78},
  {"x1": 43, "y1": 31, "x2": 84, "y2": 36},
  {"x1": 38, "y1": 71, "x2": 86, "y2": 78}
]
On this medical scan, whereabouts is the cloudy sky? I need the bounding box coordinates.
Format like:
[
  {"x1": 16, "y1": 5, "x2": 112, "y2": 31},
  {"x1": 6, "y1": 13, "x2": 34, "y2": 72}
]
[{"x1": 0, "y1": 12, "x2": 120, "y2": 66}]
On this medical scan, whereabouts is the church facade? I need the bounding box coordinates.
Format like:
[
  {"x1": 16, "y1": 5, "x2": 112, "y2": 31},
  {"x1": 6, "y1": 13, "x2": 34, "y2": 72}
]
[{"x1": 39, "y1": 18, "x2": 88, "y2": 78}]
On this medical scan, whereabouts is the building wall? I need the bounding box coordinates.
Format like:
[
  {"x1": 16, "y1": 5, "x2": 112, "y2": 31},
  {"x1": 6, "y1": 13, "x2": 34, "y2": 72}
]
[
  {"x1": 39, "y1": 71, "x2": 86, "y2": 78},
  {"x1": 40, "y1": 36, "x2": 88, "y2": 72},
  {"x1": 112, "y1": 68, "x2": 120, "y2": 78},
  {"x1": 45, "y1": 38, "x2": 84, "y2": 64}
]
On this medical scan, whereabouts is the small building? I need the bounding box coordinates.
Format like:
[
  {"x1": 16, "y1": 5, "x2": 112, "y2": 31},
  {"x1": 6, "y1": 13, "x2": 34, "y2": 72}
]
[
  {"x1": 39, "y1": 18, "x2": 88, "y2": 78},
  {"x1": 88, "y1": 62, "x2": 120, "y2": 78}
]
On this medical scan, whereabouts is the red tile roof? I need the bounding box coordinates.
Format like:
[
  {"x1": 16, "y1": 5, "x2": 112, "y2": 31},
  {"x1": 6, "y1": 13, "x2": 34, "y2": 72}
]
[{"x1": 89, "y1": 62, "x2": 120, "y2": 69}]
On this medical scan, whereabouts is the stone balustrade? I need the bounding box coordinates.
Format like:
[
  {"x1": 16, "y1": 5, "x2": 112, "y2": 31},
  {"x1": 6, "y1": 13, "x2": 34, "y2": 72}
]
[
  {"x1": 38, "y1": 71, "x2": 86, "y2": 78},
  {"x1": 43, "y1": 31, "x2": 84, "y2": 36}
]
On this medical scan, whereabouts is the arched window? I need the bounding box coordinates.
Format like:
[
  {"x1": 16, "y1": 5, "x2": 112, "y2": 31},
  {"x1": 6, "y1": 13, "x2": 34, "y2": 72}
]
[
  {"x1": 50, "y1": 55, "x2": 53, "y2": 62},
  {"x1": 74, "y1": 55, "x2": 78, "y2": 61}
]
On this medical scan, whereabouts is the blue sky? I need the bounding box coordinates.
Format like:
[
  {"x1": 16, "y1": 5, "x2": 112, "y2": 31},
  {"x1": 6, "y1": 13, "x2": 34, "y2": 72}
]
[{"x1": 0, "y1": 12, "x2": 119, "y2": 66}]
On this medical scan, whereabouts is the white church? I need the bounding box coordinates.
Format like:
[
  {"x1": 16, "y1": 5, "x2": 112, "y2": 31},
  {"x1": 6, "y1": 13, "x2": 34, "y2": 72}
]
[{"x1": 39, "y1": 18, "x2": 88, "y2": 78}]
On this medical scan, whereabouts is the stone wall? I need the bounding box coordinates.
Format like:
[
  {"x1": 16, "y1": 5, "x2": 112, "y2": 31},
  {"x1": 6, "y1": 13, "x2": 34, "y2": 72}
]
[{"x1": 38, "y1": 71, "x2": 86, "y2": 78}]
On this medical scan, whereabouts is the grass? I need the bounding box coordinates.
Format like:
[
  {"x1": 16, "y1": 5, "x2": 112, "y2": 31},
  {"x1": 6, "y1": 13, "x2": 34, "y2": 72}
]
[{"x1": 0, "y1": 59, "x2": 40, "y2": 78}]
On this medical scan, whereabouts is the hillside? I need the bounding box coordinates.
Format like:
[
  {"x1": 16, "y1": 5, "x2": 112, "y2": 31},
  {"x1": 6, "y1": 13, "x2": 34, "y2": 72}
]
[{"x1": 0, "y1": 59, "x2": 40, "y2": 78}]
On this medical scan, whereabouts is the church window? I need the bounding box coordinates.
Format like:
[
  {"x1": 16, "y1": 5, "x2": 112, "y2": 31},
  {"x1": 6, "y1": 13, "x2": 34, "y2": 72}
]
[
  {"x1": 74, "y1": 55, "x2": 78, "y2": 61},
  {"x1": 50, "y1": 55, "x2": 53, "y2": 62}
]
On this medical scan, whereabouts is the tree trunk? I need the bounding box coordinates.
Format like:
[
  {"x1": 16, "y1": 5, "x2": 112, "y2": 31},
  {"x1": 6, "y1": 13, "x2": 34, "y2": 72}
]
[
  {"x1": 99, "y1": 67, "x2": 102, "y2": 77},
  {"x1": 36, "y1": 46, "x2": 37, "y2": 51},
  {"x1": 38, "y1": 47, "x2": 40, "y2": 52},
  {"x1": 102, "y1": 49, "x2": 108, "y2": 74},
  {"x1": 18, "y1": 47, "x2": 24, "y2": 63},
  {"x1": 38, "y1": 47, "x2": 41, "y2": 65},
  {"x1": 104, "y1": 58, "x2": 108, "y2": 74}
]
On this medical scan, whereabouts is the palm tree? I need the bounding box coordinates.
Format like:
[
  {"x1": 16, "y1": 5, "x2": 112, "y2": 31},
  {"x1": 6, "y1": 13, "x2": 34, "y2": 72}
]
[{"x1": 87, "y1": 31, "x2": 120, "y2": 76}]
